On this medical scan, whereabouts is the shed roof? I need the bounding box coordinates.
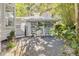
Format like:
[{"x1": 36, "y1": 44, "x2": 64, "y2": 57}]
[{"x1": 16, "y1": 15, "x2": 61, "y2": 22}]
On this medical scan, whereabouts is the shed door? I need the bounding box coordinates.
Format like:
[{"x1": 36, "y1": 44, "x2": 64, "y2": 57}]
[{"x1": 15, "y1": 23, "x2": 25, "y2": 37}]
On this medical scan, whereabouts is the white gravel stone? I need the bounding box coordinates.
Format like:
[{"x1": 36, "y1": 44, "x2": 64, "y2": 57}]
[
  {"x1": 52, "y1": 40, "x2": 55, "y2": 42},
  {"x1": 44, "y1": 41, "x2": 48, "y2": 44},
  {"x1": 48, "y1": 44, "x2": 53, "y2": 47},
  {"x1": 34, "y1": 45, "x2": 45, "y2": 51}
]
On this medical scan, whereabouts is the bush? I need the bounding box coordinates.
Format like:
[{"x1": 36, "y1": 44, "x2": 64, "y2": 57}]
[
  {"x1": 7, "y1": 31, "x2": 15, "y2": 49},
  {"x1": 63, "y1": 30, "x2": 76, "y2": 41},
  {"x1": 7, "y1": 41, "x2": 15, "y2": 49},
  {"x1": 49, "y1": 22, "x2": 79, "y2": 46},
  {"x1": 7, "y1": 31, "x2": 15, "y2": 41},
  {"x1": 49, "y1": 22, "x2": 76, "y2": 41},
  {"x1": 10, "y1": 31, "x2": 15, "y2": 37},
  {"x1": 71, "y1": 39, "x2": 78, "y2": 49}
]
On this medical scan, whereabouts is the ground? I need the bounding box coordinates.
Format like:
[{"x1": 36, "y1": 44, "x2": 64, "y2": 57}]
[{"x1": 1, "y1": 36, "x2": 65, "y2": 56}]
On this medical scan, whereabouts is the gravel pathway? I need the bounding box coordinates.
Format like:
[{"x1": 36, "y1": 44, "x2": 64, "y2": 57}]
[
  {"x1": 1, "y1": 36, "x2": 64, "y2": 56},
  {"x1": 16, "y1": 36, "x2": 64, "y2": 56}
]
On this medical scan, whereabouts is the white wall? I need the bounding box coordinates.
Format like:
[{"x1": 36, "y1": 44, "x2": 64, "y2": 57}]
[{"x1": 1, "y1": 4, "x2": 15, "y2": 41}]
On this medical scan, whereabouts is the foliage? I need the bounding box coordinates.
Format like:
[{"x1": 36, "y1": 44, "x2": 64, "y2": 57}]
[
  {"x1": 54, "y1": 3, "x2": 75, "y2": 26},
  {"x1": 49, "y1": 22, "x2": 79, "y2": 47},
  {"x1": 7, "y1": 31, "x2": 15, "y2": 49},
  {"x1": 10, "y1": 31, "x2": 15, "y2": 37},
  {"x1": 71, "y1": 39, "x2": 78, "y2": 49},
  {"x1": 49, "y1": 22, "x2": 76, "y2": 40},
  {"x1": 7, "y1": 31, "x2": 15, "y2": 41},
  {"x1": 16, "y1": 3, "x2": 34, "y2": 17},
  {"x1": 16, "y1": 3, "x2": 58, "y2": 17},
  {"x1": 7, "y1": 41, "x2": 15, "y2": 49}
]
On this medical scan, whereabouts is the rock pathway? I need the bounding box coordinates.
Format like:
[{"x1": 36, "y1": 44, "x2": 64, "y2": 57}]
[
  {"x1": 16, "y1": 36, "x2": 64, "y2": 56},
  {"x1": 1, "y1": 36, "x2": 65, "y2": 56}
]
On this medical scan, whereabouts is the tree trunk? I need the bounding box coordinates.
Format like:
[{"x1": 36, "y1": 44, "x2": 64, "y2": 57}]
[{"x1": 75, "y1": 3, "x2": 79, "y2": 35}]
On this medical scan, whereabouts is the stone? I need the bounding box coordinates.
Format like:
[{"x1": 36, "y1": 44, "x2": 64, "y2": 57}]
[
  {"x1": 63, "y1": 46, "x2": 74, "y2": 55},
  {"x1": 52, "y1": 40, "x2": 55, "y2": 42},
  {"x1": 34, "y1": 45, "x2": 45, "y2": 51},
  {"x1": 49, "y1": 42, "x2": 53, "y2": 44},
  {"x1": 48, "y1": 44, "x2": 53, "y2": 47}
]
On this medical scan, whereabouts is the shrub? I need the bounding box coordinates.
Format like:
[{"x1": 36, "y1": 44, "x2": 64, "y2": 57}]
[
  {"x1": 7, "y1": 41, "x2": 15, "y2": 49},
  {"x1": 7, "y1": 31, "x2": 15, "y2": 41},
  {"x1": 49, "y1": 22, "x2": 78, "y2": 46},
  {"x1": 49, "y1": 22, "x2": 76, "y2": 41},
  {"x1": 7, "y1": 31, "x2": 15, "y2": 49},
  {"x1": 10, "y1": 31, "x2": 15, "y2": 37},
  {"x1": 71, "y1": 39, "x2": 78, "y2": 49}
]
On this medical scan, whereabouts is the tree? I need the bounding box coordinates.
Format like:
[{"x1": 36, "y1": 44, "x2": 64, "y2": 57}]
[
  {"x1": 16, "y1": 3, "x2": 34, "y2": 17},
  {"x1": 75, "y1": 4, "x2": 79, "y2": 36},
  {"x1": 53, "y1": 3, "x2": 75, "y2": 26},
  {"x1": 16, "y1": 3, "x2": 56, "y2": 17}
]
